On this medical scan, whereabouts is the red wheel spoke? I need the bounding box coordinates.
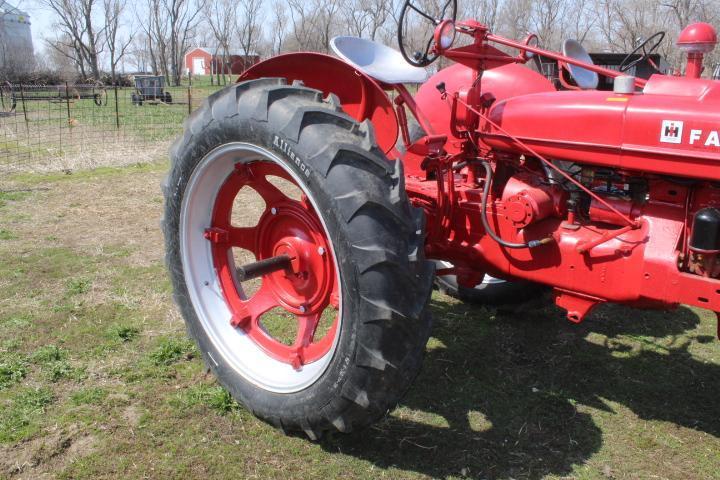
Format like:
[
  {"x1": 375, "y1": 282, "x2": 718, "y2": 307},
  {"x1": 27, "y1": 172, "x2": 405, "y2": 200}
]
[
  {"x1": 288, "y1": 312, "x2": 321, "y2": 370},
  {"x1": 231, "y1": 283, "x2": 279, "y2": 327},
  {"x1": 244, "y1": 283, "x2": 279, "y2": 318},
  {"x1": 309, "y1": 311, "x2": 338, "y2": 353},
  {"x1": 228, "y1": 226, "x2": 257, "y2": 250},
  {"x1": 254, "y1": 175, "x2": 291, "y2": 205},
  {"x1": 294, "y1": 312, "x2": 320, "y2": 348}
]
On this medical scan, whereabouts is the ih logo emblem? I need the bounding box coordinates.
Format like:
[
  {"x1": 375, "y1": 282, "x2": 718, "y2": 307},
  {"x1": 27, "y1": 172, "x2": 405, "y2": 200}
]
[{"x1": 660, "y1": 120, "x2": 683, "y2": 144}]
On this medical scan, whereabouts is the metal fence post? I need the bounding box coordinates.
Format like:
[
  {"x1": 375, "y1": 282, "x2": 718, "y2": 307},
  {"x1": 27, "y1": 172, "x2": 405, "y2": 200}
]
[
  {"x1": 187, "y1": 86, "x2": 192, "y2": 115},
  {"x1": 18, "y1": 83, "x2": 29, "y2": 135},
  {"x1": 64, "y1": 82, "x2": 71, "y2": 120},
  {"x1": 114, "y1": 85, "x2": 120, "y2": 129}
]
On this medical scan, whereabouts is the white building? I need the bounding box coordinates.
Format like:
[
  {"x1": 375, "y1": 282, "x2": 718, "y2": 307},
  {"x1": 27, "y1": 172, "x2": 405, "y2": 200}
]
[{"x1": 0, "y1": 1, "x2": 34, "y2": 73}]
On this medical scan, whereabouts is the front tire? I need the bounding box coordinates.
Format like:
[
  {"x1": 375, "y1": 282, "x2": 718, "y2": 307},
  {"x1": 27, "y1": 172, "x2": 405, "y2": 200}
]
[{"x1": 163, "y1": 78, "x2": 434, "y2": 438}]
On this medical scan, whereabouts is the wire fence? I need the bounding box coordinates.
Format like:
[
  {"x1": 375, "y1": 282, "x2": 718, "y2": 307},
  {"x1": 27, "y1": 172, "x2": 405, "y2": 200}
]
[{"x1": 0, "y1": 83, "x2": 225, "y2": 175}]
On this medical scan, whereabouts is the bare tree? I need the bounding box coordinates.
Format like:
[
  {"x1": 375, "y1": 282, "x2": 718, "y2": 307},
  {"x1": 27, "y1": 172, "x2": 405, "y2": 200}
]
[
  {"x1": 205, "y1": 0, "x2": 236, "y2": 84},
  {"x1": 137, "y1": 1, "x2": 158, "y2": 75},
  {"x1": 40, "y1": 0, "x2": 105, "y2": 80},
  {"x1": 317, "y1": 0, "x2": 344, "y2": 52},
  {"x1": 286, "y1": 0, "x2": 320, "y2": 51},
  {"x1": 286, "y1": 0, "x2": 343, "y2": 53},
  {"x1": 343, "y1": 0, "x2": 392, "y2": 40},
  {"x1": 662, "y1": 0, "x2": 699, "y2": 28},
  {"x1": 270, "y1": 0, "x2": 287, "y2": 55},
  {"x1": 45, "y1": 34, "x2": 80, "y2": 78},
  {"x1": 143, "y1": 0, "x2": 169, "y2": 77},
  {"x1": 594, "y1": 0, "x2": 671, "y2": 54},
  {"x1": 497, "y1": 0, "x2": 534, "y2": 43},
  {"x1": 237, "y1": 0, "x2": 264, "y2": 57},
  {"x1": 137, "y1": 0, "x2": 204, "y2": 84},
  {"x1": 531, "y1": 0, "x2": 565, "y2": 50},
  {"x1": 557, "y1": 0, "x2": 597, "y2": 47},
  {"x1": 376, "y1": 0, "x2": 404, "y2": 45},
  {"x1": 461, "y1": 0, "x2": 500, "y2": 32},
  {"x1": 165, "y1": 0, "x2": 206, "y2": 85},
  {"x1": 127, "y1": 33, "x2": 153, "y2": 72},
  {"x1": 104, "y1": 0, "x2": 133, "y2": 82}
]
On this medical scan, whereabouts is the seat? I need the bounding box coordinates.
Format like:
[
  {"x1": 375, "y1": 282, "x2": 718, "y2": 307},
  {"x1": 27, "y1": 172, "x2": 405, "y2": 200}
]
[
  {"x1": 330, "y1": 36, "x2": 428, "y2": 85},
  {"x1": 562, "y1": 39, "x2": 599, "y2": 90}
]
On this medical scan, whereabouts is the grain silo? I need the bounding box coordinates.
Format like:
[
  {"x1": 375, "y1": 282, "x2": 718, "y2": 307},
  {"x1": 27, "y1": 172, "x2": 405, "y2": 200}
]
[{"x1": 0, "y1": 1, "x2": 34, "y2": 73}]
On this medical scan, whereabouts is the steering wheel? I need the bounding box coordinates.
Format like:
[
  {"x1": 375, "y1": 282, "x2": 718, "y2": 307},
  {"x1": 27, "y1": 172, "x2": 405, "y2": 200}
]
[
  {"x1": 398, "y1": 0, "x2": 457, "y2": 67},
  {"x1": 619, "y1": 31, "x2": 665, "y2": 73}
]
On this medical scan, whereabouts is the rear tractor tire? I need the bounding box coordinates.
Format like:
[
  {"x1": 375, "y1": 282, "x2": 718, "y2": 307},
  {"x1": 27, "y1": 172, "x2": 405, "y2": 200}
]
[
  {"x1": 163, "y1": 78, "x2": 434, "y2": 438},
  {"x1": 434, "y1": 260, "x2": 546, "y2": 305}
]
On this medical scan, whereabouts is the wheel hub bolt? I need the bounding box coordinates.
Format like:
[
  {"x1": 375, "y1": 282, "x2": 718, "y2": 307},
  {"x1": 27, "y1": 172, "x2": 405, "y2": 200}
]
[
  {"x1": 271, "y1": 207, "x2": 277, "y2": 215},
  {"x1": 317, "y1": 247, "x2": 325, "y2": 256},
  {"x1": 299, "y1": 305, "x2": 307, "y2": 313}
]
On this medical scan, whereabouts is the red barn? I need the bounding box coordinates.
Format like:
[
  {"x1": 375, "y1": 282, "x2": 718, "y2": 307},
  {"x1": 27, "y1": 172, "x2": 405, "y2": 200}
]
[{"x1": 184, "y1": 47, "x2": 260, "y2": 75}]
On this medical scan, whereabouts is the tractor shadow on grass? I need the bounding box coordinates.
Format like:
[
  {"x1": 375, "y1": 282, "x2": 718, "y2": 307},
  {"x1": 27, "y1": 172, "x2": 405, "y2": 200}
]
[{"x1": 323, "y1": 294, "x2": 719, "y2": 479}]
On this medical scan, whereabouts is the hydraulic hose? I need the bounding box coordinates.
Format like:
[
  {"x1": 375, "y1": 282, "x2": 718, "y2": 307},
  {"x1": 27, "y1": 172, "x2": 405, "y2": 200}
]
[{"x1": 480, "y1": 161, "x2": 551, "y2": 249}]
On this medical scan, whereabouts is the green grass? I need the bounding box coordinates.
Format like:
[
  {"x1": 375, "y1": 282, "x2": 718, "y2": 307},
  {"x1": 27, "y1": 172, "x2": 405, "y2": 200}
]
[
  {"x1": 106, "y1": 324, "x2": 140, "y2": 343},
  {"x1": 66, "y1": 278, "x2": 92, "y2": 296},
  {"x1": 170, "y1": 384, "x2": 239, "y2": 415},
  {"x1": 31, "y1": 345, "x2": 67, "y2": 363},
  {"x1": 0, "y1": 163, "x2": 717, "y2": 479},
  {"x1": 149, "y1": 337, "x2": 197, "y2": 366},
  {"x1": 0, "y1": 353, "x2": 28, "y2": 389},
  {"x1": 31, "y1": 345, "x2": 85, "y2": 382},
  {"x1": 188, "y1": 74, "x2": 234, "y2": 88},
  {"x1": 70, "y1": 387, "x2": 108, "y2": 406},
  {"x1": 1, "y1": 313, "x2": 32, "y2": 329},
  {"x1": 0, "y1": 190, "x2": 30, "y2": 207},
  {"x1": 0, "y1": 387, "x2": 54, "y2": 443}
]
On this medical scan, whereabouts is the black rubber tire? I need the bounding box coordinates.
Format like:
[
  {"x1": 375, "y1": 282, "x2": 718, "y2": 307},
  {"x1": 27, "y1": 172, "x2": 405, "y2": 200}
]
[
  {"x1": 164, "y1": 92, "x2": 172, "y2": 103},
  {"x1": 434, "y1": 272, "x2": 546, "y2": 305},
  {"x1": 162, "y1": 78, "x2": 434, "y2": 439}
]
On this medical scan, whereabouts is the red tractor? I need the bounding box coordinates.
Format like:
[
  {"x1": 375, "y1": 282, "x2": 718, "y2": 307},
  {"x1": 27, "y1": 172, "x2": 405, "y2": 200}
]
[{"x1": 163, "y1": 1, "x2": 720, "y2": 438}]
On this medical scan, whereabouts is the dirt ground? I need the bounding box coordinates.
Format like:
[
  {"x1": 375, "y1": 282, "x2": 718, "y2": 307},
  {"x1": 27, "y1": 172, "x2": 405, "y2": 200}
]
[{"x1": 0, "y1": 162, "x2": 718, "y2": 479}]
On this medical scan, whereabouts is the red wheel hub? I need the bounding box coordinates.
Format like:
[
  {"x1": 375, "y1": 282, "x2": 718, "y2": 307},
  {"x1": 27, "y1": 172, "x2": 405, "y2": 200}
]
[{"x1": 205, "y1": 161, "x2": 339, "y2": 369}]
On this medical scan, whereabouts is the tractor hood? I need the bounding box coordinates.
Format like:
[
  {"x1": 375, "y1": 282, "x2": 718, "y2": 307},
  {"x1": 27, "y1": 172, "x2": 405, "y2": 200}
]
[{"x1": 483, "y1": 74, "x2": 720, "y2": 181}]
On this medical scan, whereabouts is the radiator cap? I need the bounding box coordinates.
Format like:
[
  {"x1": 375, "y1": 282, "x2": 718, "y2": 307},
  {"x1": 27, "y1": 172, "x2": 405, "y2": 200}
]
[{"x1": 613, "y1": 76, "x2": 636, "y2": 94}]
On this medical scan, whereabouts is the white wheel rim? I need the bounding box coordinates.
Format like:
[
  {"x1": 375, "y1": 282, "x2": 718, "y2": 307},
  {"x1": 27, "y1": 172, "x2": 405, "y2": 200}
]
[{"x1": 179, "y1": 143, "x2": 343, "y2": 393}]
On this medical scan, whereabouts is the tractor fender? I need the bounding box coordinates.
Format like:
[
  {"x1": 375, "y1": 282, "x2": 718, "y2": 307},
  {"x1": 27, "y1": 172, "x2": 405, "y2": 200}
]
[
  {"x1": 238, "y1": 52, "x2": 398, "y2": 155},
  {"x1": 414, "y1": 63, "x2": 555, "y2": 152}
]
